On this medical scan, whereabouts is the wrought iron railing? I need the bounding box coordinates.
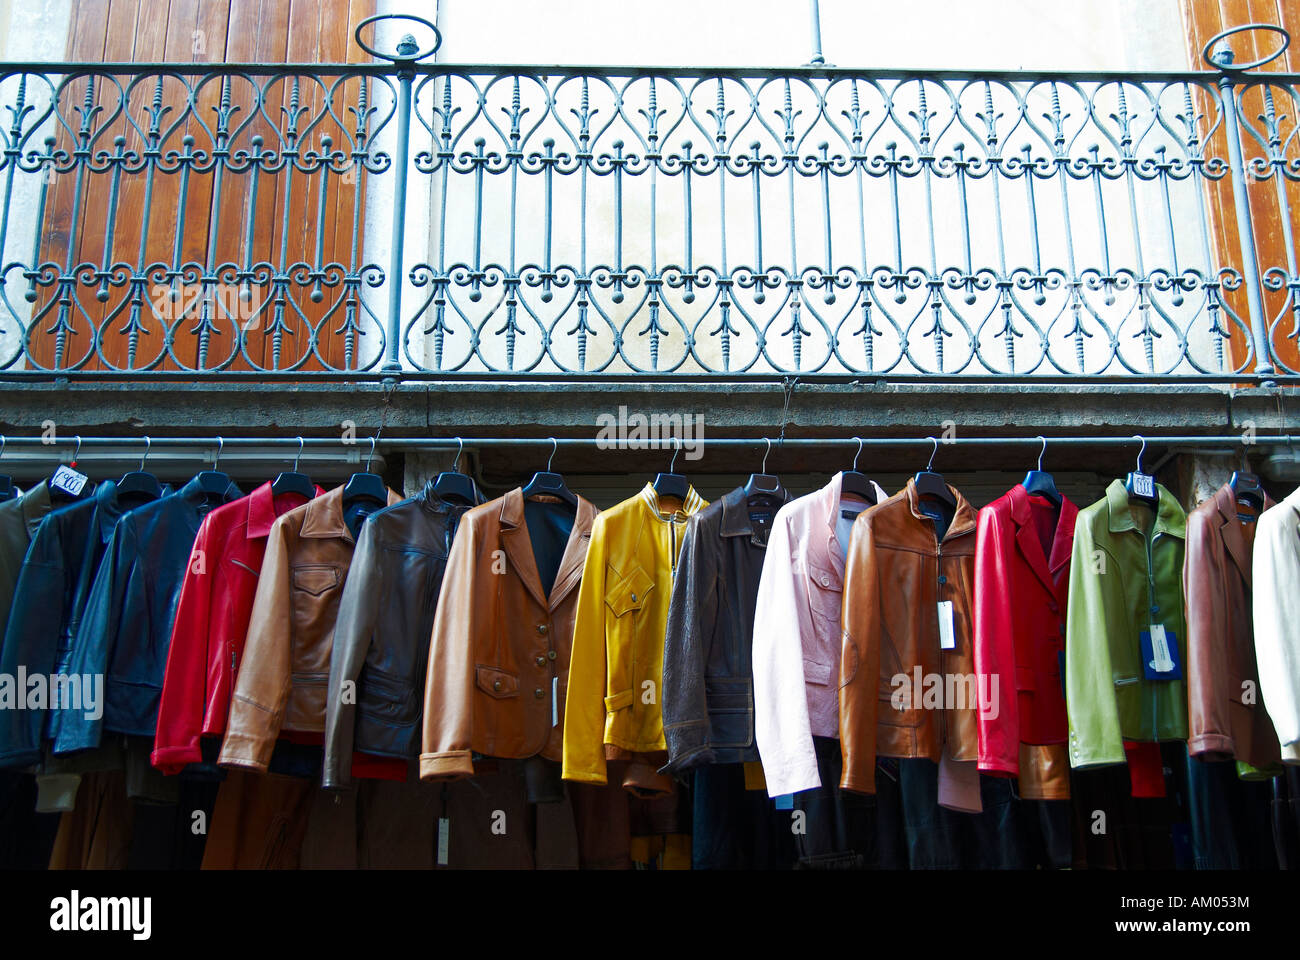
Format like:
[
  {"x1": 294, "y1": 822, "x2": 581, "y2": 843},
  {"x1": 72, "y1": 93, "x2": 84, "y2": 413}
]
[{"x1": 2, "y1": 16, "x2": 1299, "y2": 382}]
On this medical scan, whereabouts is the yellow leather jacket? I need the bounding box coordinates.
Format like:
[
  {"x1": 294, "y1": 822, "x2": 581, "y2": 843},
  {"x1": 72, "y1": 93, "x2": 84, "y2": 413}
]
[{"x1": 562, "y1": 484, "x2": 707, "y2": 789}]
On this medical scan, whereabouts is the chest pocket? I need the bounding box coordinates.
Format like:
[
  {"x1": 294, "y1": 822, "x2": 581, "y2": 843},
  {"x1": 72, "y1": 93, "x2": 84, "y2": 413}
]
[
  {"x1": 291, "y1": 563, "x2": 341, "y2": 596},
  {"x1": 605, "y1": 563, "x2": 655, "y2": 618}
]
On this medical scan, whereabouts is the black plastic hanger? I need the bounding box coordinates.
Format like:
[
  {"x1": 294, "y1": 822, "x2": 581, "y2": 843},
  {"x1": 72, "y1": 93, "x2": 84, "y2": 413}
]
[
  {"x1": 743, "y1": 438, "x2": 789, "y2": 508},
  {"x1": 841, "y1": 437, "x2": 879, "y2": 505},
  {"x1": 521, "y1": 438, "x2": 578, "y2": 509},
  {"x1": 342, "y1": 437, "x2": 388, "y2": 507},
  {"x1": 432, "y1": 437, "x2": 481, "y2": 506},
  {"x1": 1021, "y1": 435, "x2": 1062, "y2": 506},
  {"x1": 271, "y1": 436, "x2": 317, "y2": 500},
  {"x1": 914, "y1": 437, "x2": 957, "y2": 509},
  {"x1": 116, "y1": 435, "x2": 164, "y2": 500},
  {"x1": 195, "y1": 436, "x2": 235, "y2": 495},
  {"x1": 652, "y1": 439, "x2": 690, "y2": 504},
  {"x1": 0, "y1": 436, "x2": 14, "y2": 504},
  {"x1": 1124, "y1": 435, "x2": 1159, "y2": 508},
  {"x1": 1230, "y1": 466, "x2": 1265, "y2": 511}
]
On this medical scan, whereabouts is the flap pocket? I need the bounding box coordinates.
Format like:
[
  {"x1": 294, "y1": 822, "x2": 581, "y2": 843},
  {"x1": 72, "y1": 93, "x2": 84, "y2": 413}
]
[
  {"x1": 1015, "y1": 665, "x2": 1036, "y2": 692},
  {"x1": 605, "y1": 564, "x2": 655, "y2": 618},
  {"x1": 804, "y1": 659, "x2": 834, "y2": 686},
  {"x1": 705, "y1": 679, "x2": 752, "y2": 713},
  {"x1": 604, "y1": 688, "x2": 634, "y2": 712},
  {"x1": 291, "y1": 563, "x2": 341, "y2": 596},
  {"x1": 806, "y1": 561, "x2": 841, "y2": 593},
  {"x1": 476, "y1": 665, "x2": 519, "y2": 699}
]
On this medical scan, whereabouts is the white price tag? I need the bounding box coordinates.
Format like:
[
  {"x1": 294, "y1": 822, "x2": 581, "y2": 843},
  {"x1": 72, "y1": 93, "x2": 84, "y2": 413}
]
[
  {"x1": 551, "y1": 676, "x2": 559, "y2": 727},
  {"x1": 50, "y1": 464, "x2": 88, "y2": 498},
  {"x1": 1130, "y1": 472, "x2": 1155, "y2": 500},
  {"x1": 1149, "y1": 623, "x2": 1175, "y2": 673},
  {"x1": 437, "y1": 817, "x2": 449, "y2": 866},
  {"x1": 938, "y1": 600, "x2": 955, "y2": 650}
]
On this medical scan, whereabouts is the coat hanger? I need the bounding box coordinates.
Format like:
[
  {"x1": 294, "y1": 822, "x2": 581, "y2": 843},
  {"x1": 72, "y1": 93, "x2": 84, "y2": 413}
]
[
  {"x1": 432, "y1": 437, "x2": 482, "y2": 506},
  {"x1": 0, "y1": 436, "x2": 14, "y2": 503},
  {"x1": 841, "y1": 437, "x2": 879, "y2": 505},
  {"x1": 342, "y1": 436, "x2": 388, "y2": 507},
  {"x1": 652, "y1": 438, "x2": 690, "y2": 504},
  {"x1": 271, "y1": 436, "x2": 317, "y2": 500},
  {"x1": 1021, "y1": 435, "x2": 1062, "y2": 506},
  {"x1": 521, "y1": 437, "x2": 578, "y2": 509},
  {"x1": 914, "y1": 437, "x2": 957, "y2": 509},
  {"x1": 743, "y1": 438, "x2": 789, "y2": 508},
  {"x1": 195, "y1": 436, "x2": 235, "y2": 495},
  {"x1": 1228, "y1": 444, "x2": 1264, "y2": 511},
  {"x1": 116, "y1": 435, "x2": 164, "y2": 500},
  {"x1": 1124, "y1": 435, "x2": 1159, "y2": 508}
]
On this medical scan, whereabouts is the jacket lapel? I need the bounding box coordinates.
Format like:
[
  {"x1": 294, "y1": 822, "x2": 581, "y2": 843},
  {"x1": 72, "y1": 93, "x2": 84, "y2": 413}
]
[
  {"x1": 1015, "y1": 521, "x2": 1057, "y2": 598},
  {"x1": 547, "y1": 495, "x2": 598, "y2": 611},
  {"x1": 499, "y1": 488, "x2": 549, "y2": 609}
]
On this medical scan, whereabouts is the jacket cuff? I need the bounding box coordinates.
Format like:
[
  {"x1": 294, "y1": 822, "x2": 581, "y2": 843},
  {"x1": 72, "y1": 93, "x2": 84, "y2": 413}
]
[
  {"x1": 977, "y1": 753, "x2": 1018, "y2": 777},
  {"x1": 662, "y1": 721, "x2": 714, "y2": 772},
  {"x1": 1187, "y1": 733, "x2": 1235, "y2": 759},
  {"x1": 560, "y1": 765, "x2": 608, "y2": 786},
  {"x1": 150, "y1": 743, "x2": 200, "y2": 776},
  {"x1": 217, "y1": 732, "x2": 273, "y2": 773},
  {"x1": 763, "y1": 759, "x2": 821, "y2": 798},
  {"x1": 419, "y1": 750, "x2": 473, "y2": 780},
  {"x1": 658, "y1": 742, "x2": 717, "y2": 774},
  {"x1": 838, "y1": 770, "x2": 876, "y2": 795}
]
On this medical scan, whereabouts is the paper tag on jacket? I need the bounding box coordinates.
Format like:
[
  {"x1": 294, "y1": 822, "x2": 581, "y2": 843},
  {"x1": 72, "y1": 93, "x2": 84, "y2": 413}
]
[
  {"x1": 50, "y1": 464, "x2": 88, "y2": 498},
  {"x1": 774, "y1": 793, "x2": 794, "y2": 810},
  {"x1": 937, "y1": 601, "x2": 955, "y2": 650},
  {"x1": 552, "y1": 676, "x2": 559, "y2": 727},
  {"x1": 437, "y1": 818, "x2": 449, "y2": 866},
  {"x1": 1140, "y1": 625, "x2": 1182, "y2": 680}
]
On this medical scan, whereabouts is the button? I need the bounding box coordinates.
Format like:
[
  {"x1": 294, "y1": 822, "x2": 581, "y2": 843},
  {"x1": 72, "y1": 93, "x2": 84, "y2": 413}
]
[
  {"x1": 537, "y1": 624, "x2": 548, "y2": 635},
  {"x1": 820, "y1": 576, "x2": 830, "y2": 587},
  {"x1": 535, "y1": 655, "x2": 546, "y2": 667},
  {"x1": 493, "y1": 680, "x2": 503, "y2": 692},
  {"x1": 534, "y1": 688, "x2": 545, "y2": 699},
  {"x1": 1150, "y1": 605, "x2": 1159, "y2": 614},
  {"x1": 630, "y1": 593, "x2": 638, "y2": 602},
  {"x1": 937, "y1": 575, "x2": 947, "y2": 585},
  {"x1": 547, "y1": 650, "x2": 557, "y2": 660}
]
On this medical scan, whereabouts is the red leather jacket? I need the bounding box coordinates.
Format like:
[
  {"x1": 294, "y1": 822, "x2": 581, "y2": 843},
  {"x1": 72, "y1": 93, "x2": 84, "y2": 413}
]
[
  {"x1": 151, "y1": 481, "x2": 321, "y2": 774},
  {"x1": 972, "y1": 484, "x2": 1077, "y2": 795}
]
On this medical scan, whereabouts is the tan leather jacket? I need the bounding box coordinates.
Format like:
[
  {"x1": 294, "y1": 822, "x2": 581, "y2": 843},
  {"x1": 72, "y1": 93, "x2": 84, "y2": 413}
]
[
  {"x1": 419, "y1": 489, "x2": 598, "y2": 780},
  {"x1": 219, "y1": 483, "x2": 402, "y2": 771},
  {"x1": 839, "y1": 479, "x2": 980, "y2": 794},
  {"x1": 1185, "y1": 481, "x2": 1281, "y2": 768}
]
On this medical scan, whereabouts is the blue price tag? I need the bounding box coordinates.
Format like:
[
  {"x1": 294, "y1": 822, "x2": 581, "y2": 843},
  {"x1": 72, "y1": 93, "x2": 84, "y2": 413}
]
[
  {"x1": 1140, "y1": 625, "x2": 1182, "y2": 681},
  {"x1": 774, "y1": 793, "x2": 794, "y2": 810}
]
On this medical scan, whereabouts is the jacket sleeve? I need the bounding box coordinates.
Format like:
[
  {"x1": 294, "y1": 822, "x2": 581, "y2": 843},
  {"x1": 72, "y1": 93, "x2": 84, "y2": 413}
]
[
  {"x1": 218, "y1": 517, "x2": 293, "y2": 771},
  {"x1": 1065, "y1": 516, "x2": 1126, "y2": 768},
  {"x1": 837, "y1": 513, "x2": 880, "y2": 795},
  {"x1": 53, "y1": 519, "x2": 137, "y2": 755},
  {"x1": 752, "y1": 513, "x2": 822, "y2": 796},
  {"x1": 660, "y1": 516, "x2": 717, "y2": 772},
  {"x1": 562, "y1": 515, "x2": 611, "y2": 785},
  {"x1": 151, "y1": 512, "x2": 217, "y2": 774},
  {"x1": 0, "y1": 521, "x2": 68, "y2": 767},
  {"x1": 1183, "y1": 508, "x2": 1234, "y2": 758},
  {"x1": 325, "y1": 519, "x2": 383, "y2": 788},
  {"x1": 419, "y1": 514, "x2": 480, "y2": 780},
  {"x1": 973, "y1": 506, "x2": 1020, "y2": 777},
  {"x1": 1253, "y1": 510, "x2": 1300, "y2": 760}
]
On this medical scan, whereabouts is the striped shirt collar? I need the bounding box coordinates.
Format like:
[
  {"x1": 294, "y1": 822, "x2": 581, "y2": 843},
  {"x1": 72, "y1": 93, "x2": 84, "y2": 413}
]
[{"x1": 639, "y1": 482, "x2": 705, "y2": 521}]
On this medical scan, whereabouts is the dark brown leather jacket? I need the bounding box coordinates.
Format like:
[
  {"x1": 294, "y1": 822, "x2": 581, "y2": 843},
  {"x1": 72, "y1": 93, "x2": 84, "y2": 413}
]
[
  {"x1": 219, "y1": 483, "x2": 402, "y2": 771},
  {"x1": 839, "y1": 478, "x2": 980, "y2": 794},
  {"x1": 1184, "y1": 481, "x2": 1281, "y2": 769},
  {"x1": 420, "y1": 489, "x2": 598, "y2": 780}
]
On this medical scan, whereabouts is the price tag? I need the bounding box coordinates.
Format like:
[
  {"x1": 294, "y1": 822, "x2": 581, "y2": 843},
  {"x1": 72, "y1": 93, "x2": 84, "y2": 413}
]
[
  {"x1": 937, "y1": 600, "x2": 955, "y2": 650},
  {"x1": 437, "y1": 817, "x2": 450, "y2": 866},
  {"x1": 1140, "y1": 624, "x2": 1183, "y2": 680},
  {"x1": 51, "y1": 464, "x2": 88, "y2": 498},
  {"x1": 774, "y1": 793, "x2": 794, "y2": 810},
  {"x1": 551, "y1": 676, "x2": 559, "y2": 727},
  {"x1": 1130, "y1": 472, "x2": 1155, "y2": 500}
]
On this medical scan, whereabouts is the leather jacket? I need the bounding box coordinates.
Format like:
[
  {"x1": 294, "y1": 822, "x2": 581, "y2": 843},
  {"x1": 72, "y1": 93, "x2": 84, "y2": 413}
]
[
  {"x1": 54, "y1": 475, "x2": 244, "y2": 754},
  {"x1": 839, "y1": 478, "x2": 980, "y2": 795},
  {"x1": 420, "y1": 488, "x2": 598, "y2": 780},
  {"x1": 152, "y1": 481, "x2": 322, "y2": 774},
  {"x1": 324, "y1": 481, "x2": 481, "y2": 789},
  {"x1": 0, "y1": 481, "x2": 60, "y2": 643},
  {"x1": 1253, "y1": 486, "x2": 1300, "y2": 762},
  {"x1": 1, "y1": 480, "x2": 169, "y2": 768},
  {"x1": 972, "y1": 483, "x2": 1078, "y2": 800},
  {"x1": 1185, "y1": 481, "x2": 1281, "y2": 768},
  {"x1": 661, "y1": 485, "x2": 790, "y2": 772},
  {"x1": 562, "y1": 484, "x2": 707, "y2": 792},
  {"x1": 751, "y1": 472, "x2": 888, "y2": 797},
  {"x1": 1066, "y1": 479, "x2": 1188, "y2": 769},
  {"x1": 218, "y1": 483, "x2": 402, "y2": 773}
]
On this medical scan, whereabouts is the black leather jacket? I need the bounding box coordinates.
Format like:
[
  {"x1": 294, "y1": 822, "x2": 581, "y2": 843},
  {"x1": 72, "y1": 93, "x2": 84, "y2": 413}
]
[
  {"x1": 661, "y1": 485, "x2": 791, "y2": 771},
  {"x1": 52, "y1": 475, "x2": 241, "y2": 754},
  {"x1": 323, "y1": 480, "x2": 482, "y2": 787},
  {"x1": 0, "y1": 480, "x2": 170, "y2": 767}
]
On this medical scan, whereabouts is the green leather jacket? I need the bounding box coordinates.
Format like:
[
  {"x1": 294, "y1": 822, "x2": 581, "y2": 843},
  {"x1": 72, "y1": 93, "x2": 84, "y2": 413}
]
[{"x1": 1066, "y1": 480, "x2": 1188, "y2": 768}]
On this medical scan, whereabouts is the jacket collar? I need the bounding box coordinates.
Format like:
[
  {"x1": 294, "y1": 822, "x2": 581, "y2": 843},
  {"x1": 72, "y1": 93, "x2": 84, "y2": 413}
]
[
  {"x1": 1105, "y1": 479, "x2": 1186, "y2": 539},
  {"x1": 1007, "y1": 482, "x2": 1078, "y2": 595},
  {"x1": 719, "y1": 484, "x2": 793, "y2": 539},
  {"x1": 638, "y1": 482, "x2": 706, "y2": 521},
  {"x1": 414, "y1": 477, "x2": 487, "y2": 518},
  {"x1": 17, "y1": 481, "x2": 53, "y2": 540},
  {"x1": 299, "y1": 483, "x2": 402, "y2": 543},
  {"x1": 1210, "y1": 481, "x2": 1275, "y2": 586},
  {"x1": 93, "y1": 478, "x2": 176, "y2": 545},
  {"x1": 818, "y1": 472, "x2": 890, "y2": 576},
  {"x1": 245, "y1": 480, "x2": 327, "y2": 540},
  {"x1": 904, "y1": 476, "x2": 978, "y2": 542},
  {"x1": 498, "y1": 487, "x2": 598, "y2": 611}
]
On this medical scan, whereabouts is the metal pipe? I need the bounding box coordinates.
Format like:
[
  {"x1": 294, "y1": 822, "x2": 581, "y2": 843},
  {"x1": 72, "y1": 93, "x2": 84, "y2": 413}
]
[{"x1": 807, "y1": 0, "x2": 826, "y2": 66}]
